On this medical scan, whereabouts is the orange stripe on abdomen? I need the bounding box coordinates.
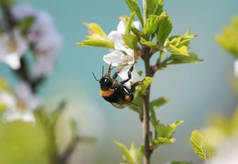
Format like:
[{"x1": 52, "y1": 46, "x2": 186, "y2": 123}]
[{"x1": 100, "y1": 89, "x2": 115, "y2": 97}]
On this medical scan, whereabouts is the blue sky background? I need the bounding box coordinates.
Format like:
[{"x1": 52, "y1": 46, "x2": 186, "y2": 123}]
[{"x1": 0, "y1": 0, "x2": 238, "y2": 163}]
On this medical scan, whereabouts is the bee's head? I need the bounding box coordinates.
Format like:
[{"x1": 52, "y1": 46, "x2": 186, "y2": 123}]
[
  {"x1": 92, "y1": 64, "x2": 113, "y2": 90},
  {"x1": 100, "y1": 76, "x2": 113, "y2": 90}
]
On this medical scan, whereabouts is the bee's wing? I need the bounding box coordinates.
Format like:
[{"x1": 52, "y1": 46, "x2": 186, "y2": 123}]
[{"x1": 111, "y1": 103, "x2": 127, "y2": 109}]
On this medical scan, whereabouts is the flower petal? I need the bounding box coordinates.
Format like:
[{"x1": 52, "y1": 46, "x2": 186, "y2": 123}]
[
  {"x1": 103, "y1": 50, "x2": 126, "y2": 67},
  {"x1": 0, "y1": 92, "x2": 17, "y2": 109},
  {"x1": 3, "y1": 110, "x2": 35, "y2": 123},
  {"x1": 133, "y1": 21, "x2": 141, "y2": 30},
  {"x1": 234, "y1": 60, "x2": 238, "y2": 77},
  {"x1": 118, "y1": 65, "x2": 142, "y2": 86},
  {"x1": 117, "y1": 20, "x2": 126, "y2": 34},
  {"x1": 14, "y1": 82, "x2": 40, "y2": 110},
  {"x1": 3, "y1": 53, "x2": 21, "y2": 70}
]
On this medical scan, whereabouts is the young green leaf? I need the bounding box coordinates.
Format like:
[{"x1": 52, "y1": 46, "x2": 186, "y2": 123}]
[
  {"x1": 215, "y1": 16, "x2": 238, "y2": 58},
  {"x1": 123, "y1": 34, "x2": 138, "y2": 50},
  {"x1": 144, "y1": 0, "x2": 163, "y2": 19},
  {"x1": 164, "y1": 53, "x2": 203, "y2": 65},
  {"x1": 76, "y1": 39, "x2": 114, "y2": 49},
  {"x1": 18, "y1": 17, "x2": 35, "y2": 35},
  {"x1": 150, "y1": 97, "x2": 169, "y2": 111},
  {"x1": 125, "y1": 0, "x2": 144, "y2": 26},
  {"x1": 190, "y1": 130, "x2": 213, "y2": 160},
  {"x1": 83, "y1": 22, "x2": 107, "y2": 39},
  {"x1": 152, "y1": 137, "x2": 176, "y2": 149},
  {"x1": 169, "y1": 161, "x2": 193, "y2": 164},
  {"x1": 166, "y1": 44, "x2": 189, "y2": 56},
  {"x1": 142, "y1": 15, "x2": 160, "y2": 37},
  {"x1": 157, "y1": 12, "x2": 173, "y2": 45},
  {"x1": 125, "y1": 12, "x2": 136, "y2": 35},
  {"x1": 115, "y1": 142, "x2": 135, "y2": 164},
  {"x1": 158, "y1": 121, "x2": 184, "y2": 138}
]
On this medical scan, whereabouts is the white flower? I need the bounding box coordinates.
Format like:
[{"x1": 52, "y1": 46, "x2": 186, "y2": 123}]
[
  {"x1": 0, "y1": 83, "x2": 40, "y2": 123},
  {"x1": 14, "y1": 82, "x2": 40, "y2": 110},
  {"x1": 32, "y1": 53, "x2": 56, "y2": 77},
  {"x1": 11, "y1": 4, "x2": 36, "y2": 21},
  {"x1": 0, "y1": 29, "x2": 28, "y2": 69},
  {"x1": 103, "y1": 20, "x2": 142, "y2": 85},
  {"x1": 11, "y1": 4, "x2": 63, "y2": 77},
  {"x1": 204, "y1": 138, "x2": 238, "y2": 164},
  {"x1": 233, "y1": 60, "x2": 238, "y2": 77}
]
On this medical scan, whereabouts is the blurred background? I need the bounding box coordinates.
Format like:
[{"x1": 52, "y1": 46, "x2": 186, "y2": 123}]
[{"x1": 0, "y1": 0, "x2": 238, "y2": 163}]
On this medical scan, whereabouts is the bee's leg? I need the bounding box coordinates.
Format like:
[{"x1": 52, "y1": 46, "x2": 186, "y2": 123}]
[
  {"x1": 107, "y1": 64, "x2": 112, "y2": 75},
  {"x1": 112, "y1": 65, "x2": 123, "y2": 79},
  {"x1": 130, "y1": 81, "x2": 139, "y2": 93},
  {"x1": 121, "y1": 65, "x2": 134, "y2": 84}
]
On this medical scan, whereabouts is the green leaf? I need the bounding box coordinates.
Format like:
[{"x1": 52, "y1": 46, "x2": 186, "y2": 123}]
[
  {"x1": 151, "y1": 97, "x2": 169, "y2": 111},
  {"x1": 0, "y1": 78, "x2": 10, "y2": 92},
  {"x1": 137, "y1": 145, "x2": 144, "y2": 164},
  {"x1": 114, "y1": 142, "x2": 135, "y2": 164},
  {"x1": 144, "y1": 0, "x2": 163, "y2": 19},
  {"x1": 150, "y1": 97, "x2": 169, "y2": 134},
  {"x1": 125, "y1": 12, "x2": 136, "y2": 35},
  {"x1": 166, "y1": 44, "x2": 189, "y2": 56},
  {"x1": 190, "y1": 130, "x2": 213, "y2": 160},
  {"x1": 76, "y1": 39, "x2": 114, "y2": 49},
  {"x1": 158, "y1": 120, "x2": 184, "y2": 138},
  {"x1": 157, "y1": 12, "x2": 173, "y2": 45},
  {"x1": 152, "y1": 137, "x2": 176, "y2": 148},
  {"x1": 154, "y1": 0, "x2": 163, "y2": 16},
  {"x1": 83, "y1": 22, "x2": 107, "y2": 39},
  {"x1": 17, "y1": 16, "x2": 35, "y2": 35},
  {"x1": 123, "y1": 34, "x2": 138, "y2": 49},
  {"x1": 0, "y1": 101, "x2": 7, "y2": 111},
  {"x1": 142, "y1": 15, "x2": 160, "y2": 37},
  {"x1": 165, "y1": 30, "x2": 197, "y2": 56},
  {"x1": 164, "y1": 53, "x2": 203, "y2": 65},
  {"x1": 125, "y1": 0, "x2": 144, "y2": 26},
  {"x1": 170, "y1": 161, "x2": 193, "y2": 164},
  {"x1": 215, "y1": 16, "x2": 238, "y2": 58},
  {"x1": 141, "y1": 40, "x2": 158, "y2": 48},
  {"x1": 50, "y1": 101, "x2": 67, "y2": 127}
]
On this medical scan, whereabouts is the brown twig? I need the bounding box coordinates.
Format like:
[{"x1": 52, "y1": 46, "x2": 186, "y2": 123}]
[{"x1": 141, "y1": 47, "x2": 153, "y2": 164}]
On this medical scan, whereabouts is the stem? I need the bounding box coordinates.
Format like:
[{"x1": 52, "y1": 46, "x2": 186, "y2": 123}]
[{"x1": 142, "y1": 48, "x2": 153, "y2": 164}]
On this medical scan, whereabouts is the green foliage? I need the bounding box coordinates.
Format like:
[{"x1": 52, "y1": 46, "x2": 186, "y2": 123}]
[
  {"x1": 152, "y1": 137, "x2": 176, "y2": 149},
  {"x1": 125, "y1": 12, "x2": 136, "y2": 35},
  {"x1": 18, "y1": 17, "x2": 35, "y2": 35},
  {"x1": 150, "y1": 97, "x2": 169, "y2": 111},
  {"x1": 144, "y1": 0, "x2": 163, "y2": 19},
  {"x1": 162, "y1": 53, "x2": 203, "y2": 66},
  {"x1": 115, "y1": 142, "x2": 144, "y2": 164},
  {"x1": 190, "y1": 130, "x2": 213, "y2": 160},
  {"x1": 201, "y1": 107, "x2": 238, "y2": 149},
  {"x1": 169, "y1": 161, "x2": 193, "y2": 164},
  {"x1": 123, "y1": 34, "x2": 138, "y2": 50},
  {"x1": 151, "y1": 121, "x2": 183, "y2": 149},
  {"x1": 215, "y1": 16, "x2": 238, "y2": 58},
  {"x1": 157, "y1": 12, "x2": 173, "y2": 45},
  {"x1": 165, "y1": 29, "x2": 197, "y2": 56},
  {"x1": 76, "y1": 22, "x2": 114, "y2": 49},
  {"x1": 76, "y1": 39, "x2": 114, "y2": 49},
  {"x1": 125, "y1": 0, "x2": 144, "y2": 26},
  {"x1": 0, "y1": 119, "x2": 52, "y2": 164},
  {"x1": 158, "y1": 121, "x2": 184, "y2": 138},
  {"x1": 142, "y1": 15, "x2": 160, "y2": 37},
  {"x1": 0, "y1": 78, "x2": 10, "y2": 92}
]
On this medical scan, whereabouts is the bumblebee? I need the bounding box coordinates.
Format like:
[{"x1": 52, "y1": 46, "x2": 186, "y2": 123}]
[{"x1": 93, "y1": 65, "x2": 139, "y2": 108}]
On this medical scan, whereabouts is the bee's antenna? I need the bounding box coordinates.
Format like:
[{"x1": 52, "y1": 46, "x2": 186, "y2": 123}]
[
  {"x1": 102, "y1": 66, "x2": 104, "y2": 77},
  {"x1": 92, "y1": 72, "x2": 99, "y2": 81}
]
